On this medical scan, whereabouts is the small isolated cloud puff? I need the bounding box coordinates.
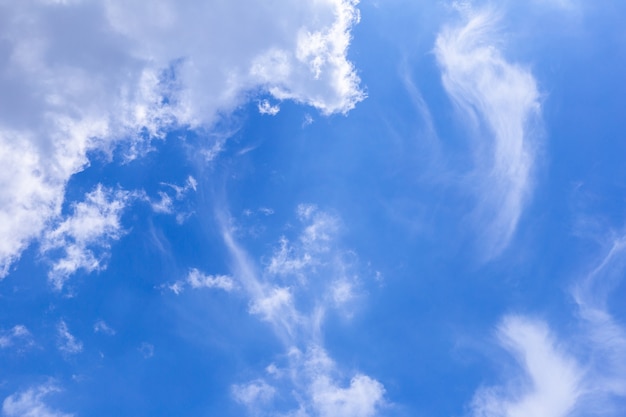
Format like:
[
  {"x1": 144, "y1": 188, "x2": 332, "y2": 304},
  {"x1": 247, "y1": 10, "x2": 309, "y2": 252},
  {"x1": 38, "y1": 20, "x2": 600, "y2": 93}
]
[
  {"x1": 40, "y1": 185, "x2": 133, "y2": 290},
  {"x1": 2, "y1": 384, "x2": 72, "y2": 417},
  {"x1": 57, "y1": 321, "x2": 83, "y2": 355},
  {"x1": 187, "y1": 268, "x2": 235, "y2": 292},
  {"x1": 93, "y1": 320, "x2": 116, "y2": 336},
  {"x1": 0, "y1": 325, "x2": 32, "y2": 349},
  {"x1": 0, "y1": 0, "x2": 364, "y2": 281},
  {"x1": 470, "y1": 316, "x2": 582, "y2": 417},
  {"x1": 434, "y1": 7, "x2": 541, "y2": 259},
  {"x1": 138, "y1": 342, "x2": 154, "y2": 359},
  {"x1": 148, "y1": 176, "x2": 198, "y2": 215},
  {"x1": 166, "y1": 268, "x2": 235, "y2": 295},
  {"x1": 258, "y1": 100, "x2": 280, "y2": 116}
]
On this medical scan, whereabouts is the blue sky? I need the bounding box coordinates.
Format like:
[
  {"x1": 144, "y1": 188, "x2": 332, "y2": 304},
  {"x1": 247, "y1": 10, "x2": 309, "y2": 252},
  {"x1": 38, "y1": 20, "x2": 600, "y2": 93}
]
[{"x1": 1, "y1": 1, "x2": 626, "y2": 416}]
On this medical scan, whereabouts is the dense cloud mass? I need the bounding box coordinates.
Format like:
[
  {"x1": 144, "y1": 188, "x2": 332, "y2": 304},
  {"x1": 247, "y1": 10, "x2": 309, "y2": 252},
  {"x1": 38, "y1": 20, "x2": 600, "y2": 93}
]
[{"x1": 0, "y1": 0, "x2": 363, "y2": 279}]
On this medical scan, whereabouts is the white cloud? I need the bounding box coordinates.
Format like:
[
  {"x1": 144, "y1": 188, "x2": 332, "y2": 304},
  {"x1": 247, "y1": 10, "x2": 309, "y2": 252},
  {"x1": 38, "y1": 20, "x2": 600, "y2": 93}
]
[
  {"x1": 311, "y1": 373, "x2": 385, "y2": 417},
  {"x1": 470, "y1": 316, "x2": 582, "y2": 417},
  {"x1": 138, "y1": 342, "x2": 155, "y2": 359},
  {"x1": 258, "y1": 100, "x2": 281, "y2": 116},
  {"x1": 57, "y1": 321, "x2": 82, "y2": 355},
  {"x1": 93, "y1": 320, "x2": 116, "y2": 336},
  {"x1": 187, "y1": 268, "x2": 235, "y2": 292},
  {"x1": 572, "y1": 236, "x2": 626, "y2": 404},
  {"x1": 40, "y1": 185, "x2": 132, "y2": 290},
  {"x1": 0, "y1": 0, "x2": 364, "y2": 280},
  {"x1": 0, "y1": 325, "x2": 32, "y2": 349},
  {"x1": 2, "y1": 384, "x2": 72, "y2": 417},
  {"x1": 434, "y1": 7, "x2": 541, "y2": 258},
  {"x1": 165, "y1": 268, "x2": 235, "y2": 295},
  {"x1": 220, "y1": 205, "x2": 385, "y2": 416},
  {"x1": 232, "y1": 379, "x2": 276, "y2": 408},
  {"x1": 469, "y1": 234, "x2": 626, "y2": 417}
]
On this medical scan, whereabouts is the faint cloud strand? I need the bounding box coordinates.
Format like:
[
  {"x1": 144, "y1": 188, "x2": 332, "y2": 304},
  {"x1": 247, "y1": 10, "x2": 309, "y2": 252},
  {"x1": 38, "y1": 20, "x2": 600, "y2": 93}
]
[
  {"x1": 57, "y1": 321, "x2": 82, "y2": 355},
  {"x1": 435, "y1": 7, "x2": 541, "y2": 259},
  {"x1": 219, "y1": 205, "x2": 385, "y2": 416},
  {"x1": 0, "y1": 325, "x2": 32, "y2": 349}
]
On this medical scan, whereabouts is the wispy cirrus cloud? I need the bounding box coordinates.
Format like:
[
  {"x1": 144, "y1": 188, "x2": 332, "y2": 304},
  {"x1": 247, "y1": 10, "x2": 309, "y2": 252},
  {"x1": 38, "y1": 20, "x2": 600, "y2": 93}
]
[
  {"x1": 468, "y1": 232, "x2": 626, "y2": 417},
  {"x1": 434, "y1": 6, "x2": 541, "y2": 258},
  {"x1": 56, "y1": 321, "x2": 82, "y2": 355},
  {"x1": 470, "y1": 316, "x2": 582, "y2": 417},
  {"x1": 572, "y1": 236, "x2": 626, "y2": 409},
  {"x1": 219, "y1": 204, "x2": 385, "y2": 417},
  {"x1": 166, "y1": 268, "x2": 236, "y2": 295},
  {"x1": 0, "y1": 0, "x2": 364, "y2": 281}
]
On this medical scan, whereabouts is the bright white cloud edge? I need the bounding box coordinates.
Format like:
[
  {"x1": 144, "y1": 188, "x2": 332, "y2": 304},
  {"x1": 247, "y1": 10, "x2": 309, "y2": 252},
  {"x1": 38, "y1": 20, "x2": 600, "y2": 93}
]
[{"x1": 0, "y1": 0, "x2": 365, "y2": 280}]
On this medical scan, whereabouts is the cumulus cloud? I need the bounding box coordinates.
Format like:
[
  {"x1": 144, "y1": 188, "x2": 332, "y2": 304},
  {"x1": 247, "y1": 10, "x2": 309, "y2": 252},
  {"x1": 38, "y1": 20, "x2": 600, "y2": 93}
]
[
  {"x1": 434, "y1": 7, "x2": 541, "y2": 258},
  {"x1": 57, "y1": 321, "x2": 82, "y2": 355},
  {"x1": 2, "y1": 384, "x2": 72, "y2": 417},
  {"x1": 0, "y1": 0, "x2": 364, "y2": 280},
  {"x1": 220, "y1": 205, "x2": 385, "y2": 416},
  {"x1": 40, "y1": 185, "x2": 132, "y2": 290}
]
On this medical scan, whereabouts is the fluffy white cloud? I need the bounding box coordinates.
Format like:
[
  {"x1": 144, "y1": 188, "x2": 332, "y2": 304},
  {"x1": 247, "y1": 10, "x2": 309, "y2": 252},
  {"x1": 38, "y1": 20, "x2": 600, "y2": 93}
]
[
  {"x1": 0, "y1": 0, "x2": 364, "y2": 280},
  {"x1": 40, "y1": 185, "x2": 132, "y2": 290},
  {"x1": 56, "y1": 321, "x2": 82, "y2": 355},
  {"x1": 2, "y1": 384, "x2": 72, "y2": 417},
  {"x1": 311, "y1": 373, "x2": 385, "y2": 417},
  {"x1": 258, "y1": 100, "x2": 281, "y2": 116},
  {"x1": 434, "y1": 7, "x2": 541, "y2": 258}
]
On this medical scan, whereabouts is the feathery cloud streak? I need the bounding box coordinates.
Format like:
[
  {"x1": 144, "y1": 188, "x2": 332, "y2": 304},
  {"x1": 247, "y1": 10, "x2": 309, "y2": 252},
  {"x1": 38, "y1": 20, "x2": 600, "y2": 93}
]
[
  {"x1": 220, "y1": 205, "x2": 385, "y2": 417},
  {"x1": 469, "y1": 233, "x2": 626, "y2": 417},
  {"x1": 435, "y1": 7, "x2": 541, "y2": 258},
  {"x1": 0, "y1": 0, "x2": 363, "y2": 280}
]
